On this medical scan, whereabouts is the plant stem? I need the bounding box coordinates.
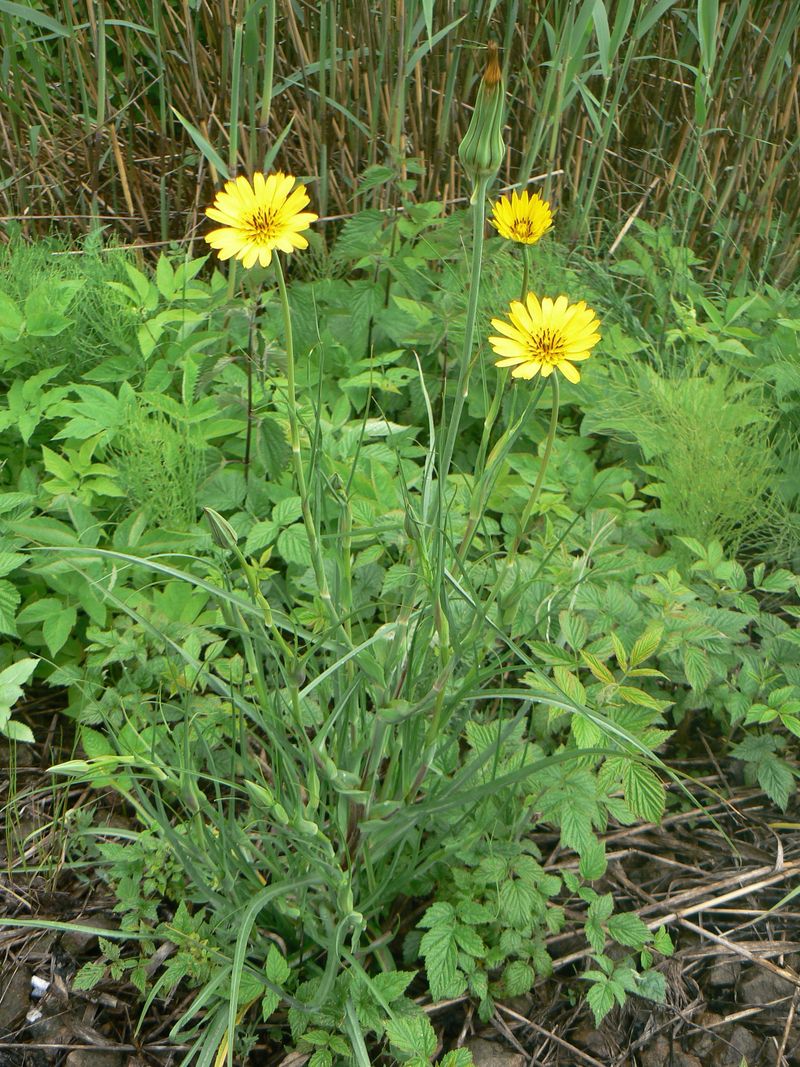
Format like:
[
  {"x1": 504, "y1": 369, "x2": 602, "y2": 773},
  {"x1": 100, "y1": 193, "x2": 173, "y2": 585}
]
[
  {"x1": 244, "y1": 283, "x2": 263, "y2": 478},
  {"x1": 521, "y1": 242, "x2": 530, "y2": 300},
  {"x1": 437, "y1": 174, "x2": 490, "y2": 499},
  {"x1": 511, "y1": 372, "x2": 560, "y2": 557},
  {"x1": 274, "y1": 254, "x2": 344, "y2": 639}
]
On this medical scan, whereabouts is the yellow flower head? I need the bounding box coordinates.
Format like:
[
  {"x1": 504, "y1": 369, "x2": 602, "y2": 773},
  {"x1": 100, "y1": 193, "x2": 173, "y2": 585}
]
[
  {"x1": 489, "y1": 294, "x2": 601, "y2": 384},
  {"x1": 490, "y1": 189, "x2": 553, "y2": 245},
  {"x1": 205, "y1": 172, "x2": 318, "y2": 269}
]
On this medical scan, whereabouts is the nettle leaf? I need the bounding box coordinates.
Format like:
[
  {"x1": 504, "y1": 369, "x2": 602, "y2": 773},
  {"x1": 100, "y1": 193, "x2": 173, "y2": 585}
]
[
  {"x1": 653, "y1": 927, "x2": 674, "y2": 956},
  {"x1": 586, "y1": 977, "x2": 616, "y2": 1025},
  {"x1": 683, "y1": 644, "x2": 711, "y2": 692},
  {"x1": 579, "y1": 838, "x2": 607, "y2": 882},
  {"x1": 440, "y1": 1049, "x2": 474, "y2": 1067},
  {"x1": 419, "y1": 910, "x2": 463, "y2": 1000},
  {"x1": 756, "y1": 756, "x2": 794, "y2": 811},
  {"x1": 372, "y1": 970, "x2": 416, "y2": 1003},
  {"x1": 277, "y1": 524, "x2": 313, "y2": 567},
  {"x1": 499, "y1": 878, "x2": 539, "y2": 929},
  {"x1": 607, "y1": 912, "x2": 651, "y2": 949},
  {"x1": 265, "y1": 944, "x2": 290, "y2": 986},
  {"x1": 503, "y1": 960, "x2": 535, "y2": 996},
  {"x1": 623, "y1": 762, "x2": 665, "y2": 823},
  {"x1": 384, "y1": 1013, "x2": 437, "y2": 1058},
  {"x1": 636, "y1": 968, "x2": 667, "y2": 1004}
]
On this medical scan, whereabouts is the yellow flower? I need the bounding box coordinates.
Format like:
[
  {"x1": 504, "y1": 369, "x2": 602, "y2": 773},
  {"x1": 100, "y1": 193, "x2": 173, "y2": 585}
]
[
  {"x1": 490, "y1": 189, "x2": 553, "y2": 245},
  {"x1": 205, "y1": 172, "x2": 317, "y2": 269},
  {"x1": 489, "y1": 294, "x2": 601, "y2": 384}
]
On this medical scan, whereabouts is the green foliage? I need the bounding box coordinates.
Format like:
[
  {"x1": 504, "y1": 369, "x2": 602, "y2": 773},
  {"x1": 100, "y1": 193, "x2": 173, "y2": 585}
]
[
  {"x1": 0, "y1": 210, "x2": 797, "y2": 1067},
  {"x1": 112, "y1": 402, "x2": 205, "y2": 527}
]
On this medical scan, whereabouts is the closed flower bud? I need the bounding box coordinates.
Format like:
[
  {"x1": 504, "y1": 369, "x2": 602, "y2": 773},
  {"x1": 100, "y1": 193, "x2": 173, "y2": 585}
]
[
  {"x1": 458, "y1": 42, "x2": 506, "y2": 198},
  {"x1": 204, "y1": 506, "x2": 238, "y2": 550}
]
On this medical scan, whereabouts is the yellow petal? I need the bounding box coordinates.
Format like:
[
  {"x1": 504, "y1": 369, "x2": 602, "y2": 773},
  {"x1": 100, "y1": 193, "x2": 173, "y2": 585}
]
[
  {"x1": 558, "y1": 360, "x2": 580, "y2": 383},
  {"x1": 489, "y1": 319, "x2": 527, "y2": 342},
  {"x1": 490, "y1": 338, "x2": 528, "y2": 358},
  {"x1": 509, "y1": 299, "x2": 534, "y2": 334},
  {"x1": 511, "y1": 362, "x2": 541, "y2": 379},
  {"x1": 524, "y1": 293, "x2": 543, "y2": 326},
  {"x1": 494, "y1": 355, "x2": 528, "y2": 367}
]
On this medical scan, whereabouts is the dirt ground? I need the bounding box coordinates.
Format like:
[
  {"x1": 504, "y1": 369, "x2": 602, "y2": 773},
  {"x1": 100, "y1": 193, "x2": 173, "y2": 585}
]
[{"x1": 2, "y1": 723, "x2": 799, "y2": 1067}]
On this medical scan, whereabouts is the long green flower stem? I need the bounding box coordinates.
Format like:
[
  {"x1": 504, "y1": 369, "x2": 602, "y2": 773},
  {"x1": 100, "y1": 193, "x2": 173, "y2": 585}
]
[
  {"x1": 274, "y1": 254, "x2": 347, "y2": 642},
  {"x1": 520, "y1": 243, "x2": 530, "y2": 301},
  {"x1": 436, "y1": 175, "x2": 490, "y2": 503},
  {"x1": 460, "y1": 372, "x2": 562, "y2": 646},
  {"x1": 457, "y1": 380, "x2": 546, "y2": 559},
  {"x1": 511, "y1": 372, "x2": 560, "y2": 558},
  {"x1": 467, "y1": 244, "x2": 534, "y2": 550}
]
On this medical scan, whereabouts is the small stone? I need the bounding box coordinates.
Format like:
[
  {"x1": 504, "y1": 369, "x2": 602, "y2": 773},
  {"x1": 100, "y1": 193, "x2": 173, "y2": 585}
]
[
  {"x1": 572, "y1": 1023, "x2": 611, "y2": 1057},
  {"x1": 737, "y1": 965, "x2": 795, "y2": 1006},
  {"x1": 466, "y1": 1038, "x2": 525, "y2": 1067},
  {"x1": 706, "y1": 961, "x2": 739, "y2": 988},
  {"x1": 639, "y1": 1035, "x2": 703, "y2": 1067},
  {"x1": 65, "y1": 1053, "x2": 124, "y2": 1067},
  {"x1": 719, "y1": 1025, "x2": 761, "y2": 1067},
  {"x1": 690, "y1": 1013, "x2": 762, "y2": 1067},
  {"x1": 0, "y1": 965, "x2": 31, "y2": 1030}
]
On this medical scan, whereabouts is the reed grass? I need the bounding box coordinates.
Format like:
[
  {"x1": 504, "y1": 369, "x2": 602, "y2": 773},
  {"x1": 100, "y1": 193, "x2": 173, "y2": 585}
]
[{"x1": 0, "y1": 1, "x2": 798, "y2": 282}]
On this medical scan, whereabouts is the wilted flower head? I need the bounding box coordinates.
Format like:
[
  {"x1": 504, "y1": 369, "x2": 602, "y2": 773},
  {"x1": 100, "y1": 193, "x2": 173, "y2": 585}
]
[
  {"x1": 489, "y1": 294, "x2": 601, "y2": 384},
  {"x1": 205, "y1": 172, "x2": 317, "y2": 269}
]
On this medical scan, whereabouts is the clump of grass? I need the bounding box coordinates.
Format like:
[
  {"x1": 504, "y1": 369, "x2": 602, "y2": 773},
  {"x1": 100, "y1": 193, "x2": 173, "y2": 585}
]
[{"x1": 112, "y1": 403, "x2": 204, "y2": 527}]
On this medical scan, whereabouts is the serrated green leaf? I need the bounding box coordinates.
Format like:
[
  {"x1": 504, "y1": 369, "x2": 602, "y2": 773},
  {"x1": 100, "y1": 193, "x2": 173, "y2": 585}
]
[
  {"x1": 586, "y1": 977, "x2": 615, "y2": 1024},
  {"x1": 653, "y1": 927, "x2": 674, "y2": 956},
  {"x1": 503, "y1": 960, "x2": 535, "y2": 996},
  {"x1": 499, "y1": 878, "x2": 539, "y2": 929},
  {"x1": 277, "y1": 524, "x2": 312, "y2": 567},
  {"x1": 683, "y1": 644, "x2": 711, "y2": 693},
  {"x1": 385, "y1": 1013, "x2": 437, "y2": 1058},
  {"x1": 266, "y1": 944, "x2": 290, "y2": 985},
  {"x1": 419, "y1": 922, "x2": 461, "y2": 1000},
  {"x1": 756, "y1": 756, "x2": 793, "y2": 811},
  {"x1": 0, "y1": 580, "x2": 21, "y2": 635},
  {"x1": 579, "y1": 839, "x2": 607, "y2": 882},
  {"x1": 440, "y1": 1049, "x2": 474, "y2": 1067},
  {"x1": 623, "y1": 762, "x2": 665, "y2": 823},
  {"x1": 607, "y1": 912, "x2": 651, "y2": 949},
  {"x1": 629, "y1": 624, "x2": 663, "y2": 667},
  {"x1": 372, "y1": 970, "x2": 416, "y2": 1003},
  {"x1": 454, "y1": 925, "x2": 485, "y2": 957}
]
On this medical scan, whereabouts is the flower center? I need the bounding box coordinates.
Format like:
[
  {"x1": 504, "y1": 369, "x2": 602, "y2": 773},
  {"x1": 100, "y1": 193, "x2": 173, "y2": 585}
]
[
  {"x1": 529, "y1": 327, "x2": 565, "y2": 365},
  {"x1": 512, "y1": 220, "x2": 537, "y2": 240},
  {"x1": 246, "y1": 207, "x2": 279, "y2": 242}
]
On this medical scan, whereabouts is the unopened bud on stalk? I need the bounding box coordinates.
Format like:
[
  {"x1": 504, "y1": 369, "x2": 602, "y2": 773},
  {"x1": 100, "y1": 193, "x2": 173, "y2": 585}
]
[
  {"x1": 204, "y1": 507, "x2": 238, "y2": 550},
  {"x1": 458, "y1": 41, "x2": 506, "y2": 200}
]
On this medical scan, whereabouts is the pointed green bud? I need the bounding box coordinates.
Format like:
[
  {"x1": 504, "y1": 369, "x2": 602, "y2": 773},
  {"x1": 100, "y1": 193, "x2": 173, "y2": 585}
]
[
  {"x1": 204, "y1": 506, "x2": 238, "y2": 550},
  {"x1": 458, "y1": 42, "x2": 506, "y2": 198}
]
